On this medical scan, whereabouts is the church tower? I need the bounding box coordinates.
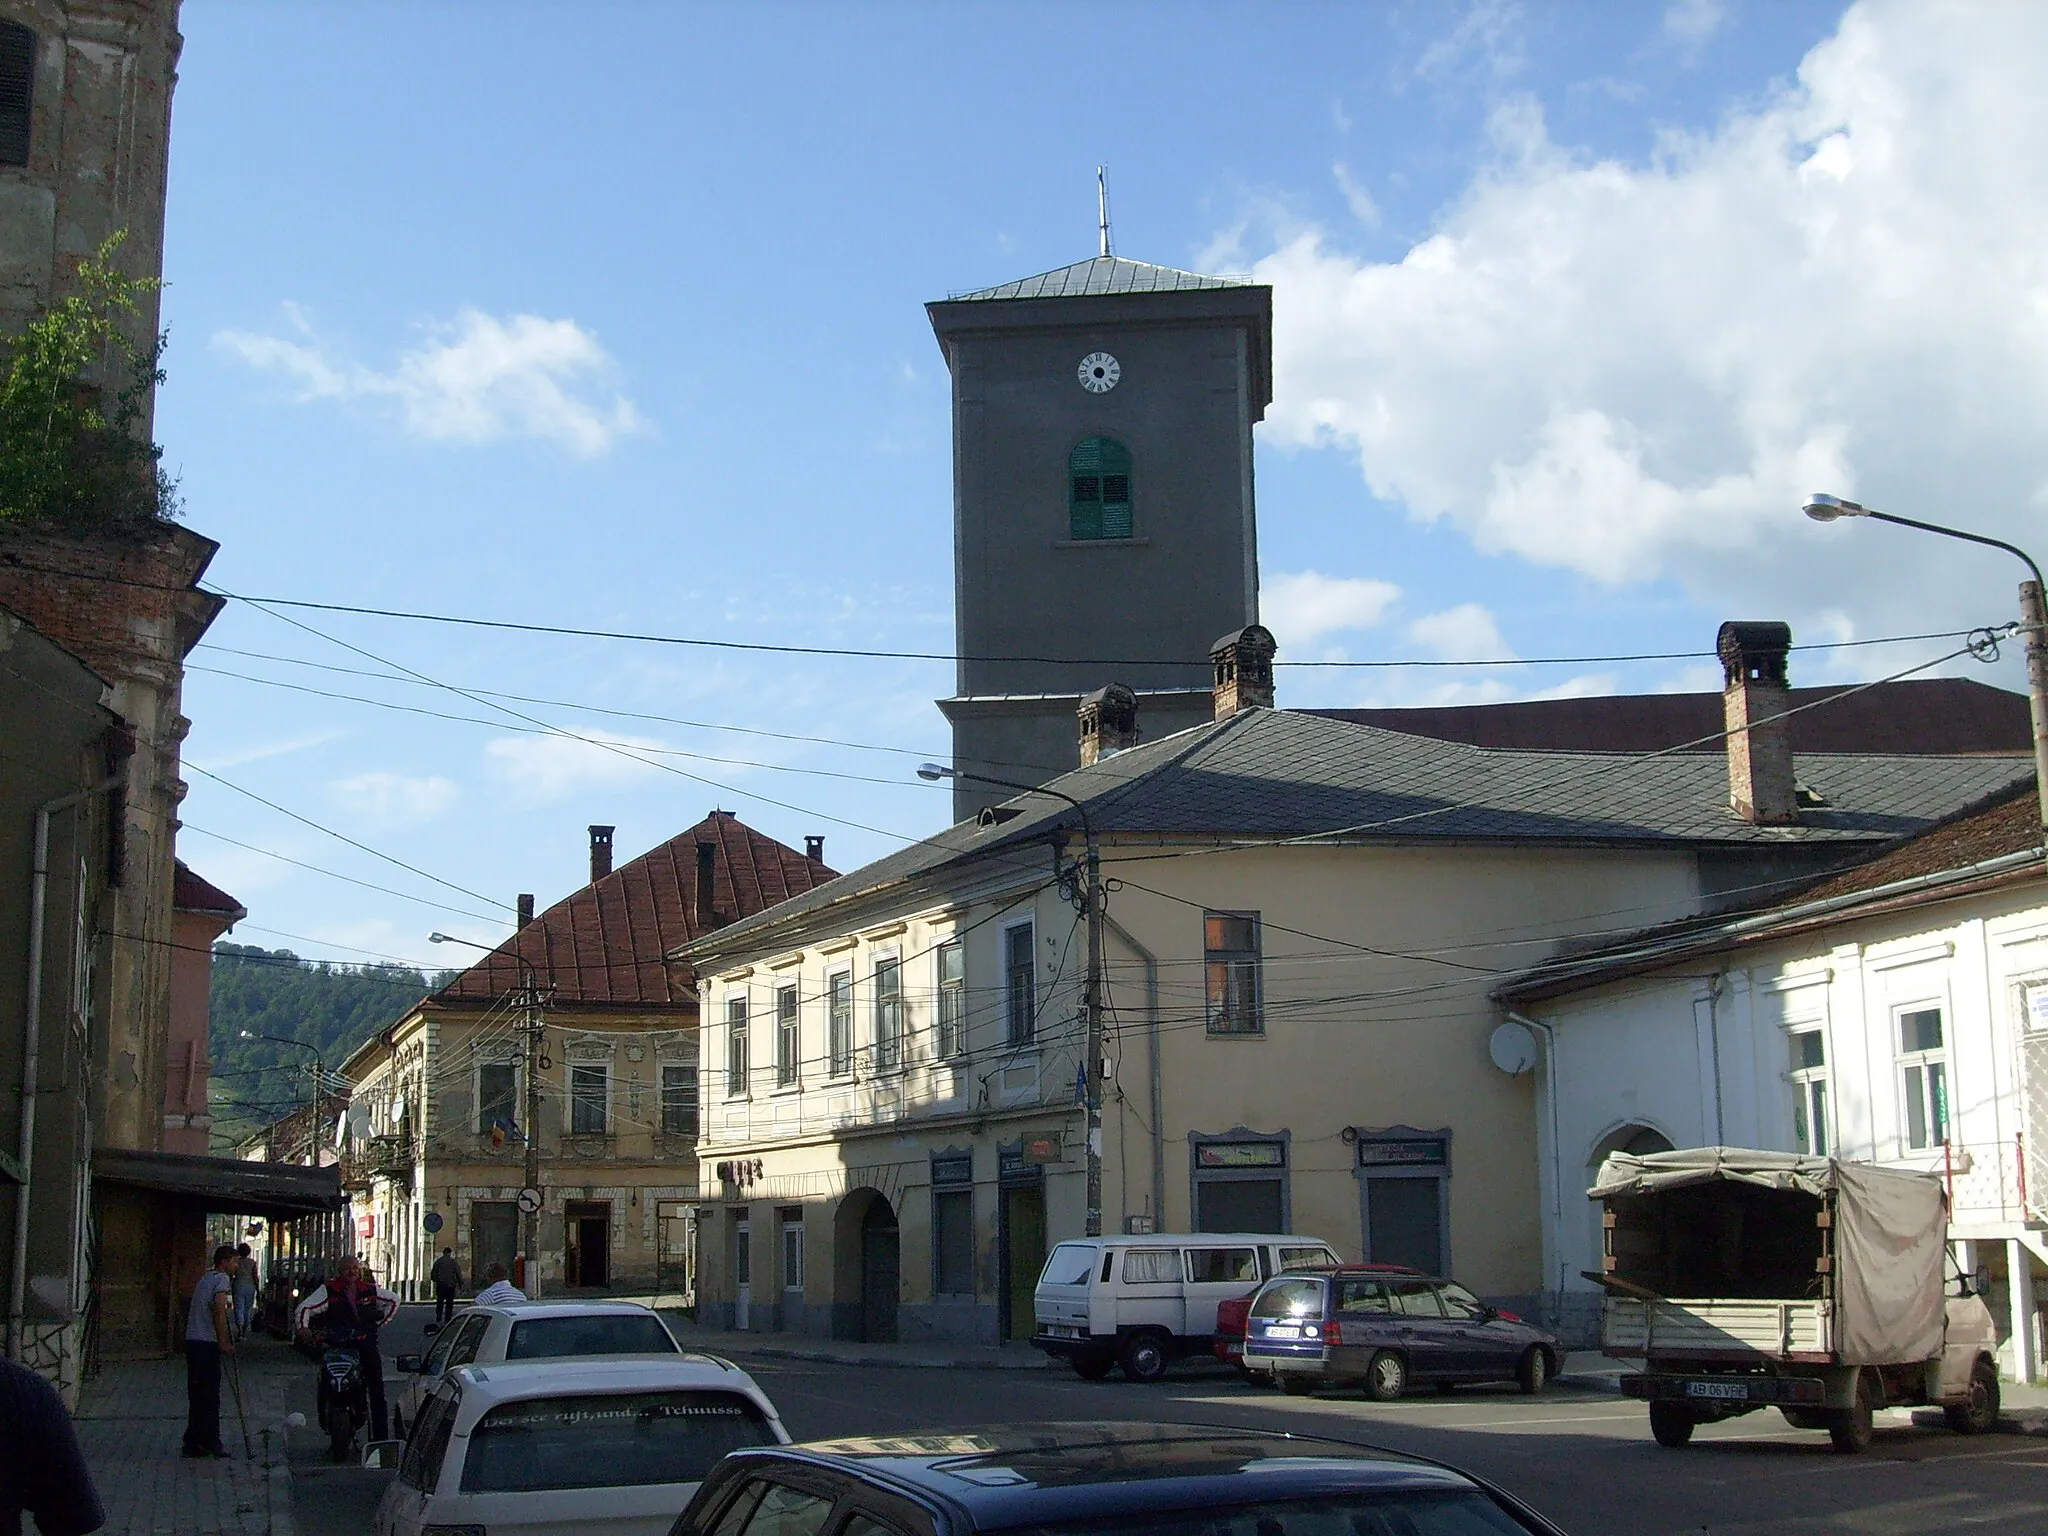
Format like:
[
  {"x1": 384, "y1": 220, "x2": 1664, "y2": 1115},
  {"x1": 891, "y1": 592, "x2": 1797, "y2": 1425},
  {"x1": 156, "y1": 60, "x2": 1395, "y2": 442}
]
[{"x1": 927, "y1": 253, "x2": 1273, "y2": 818}]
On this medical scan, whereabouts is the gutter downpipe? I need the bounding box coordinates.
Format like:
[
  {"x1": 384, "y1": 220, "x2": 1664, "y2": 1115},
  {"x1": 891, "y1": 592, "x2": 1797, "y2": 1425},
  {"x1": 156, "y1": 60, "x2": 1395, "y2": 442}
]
[
  {"x1": 9, "y1": 778, "x2": 117, "y2": 1361},
  {"x1": 1104, "y1": 911, "x2": 1164, "y2": 1228},
  {"x1": 1506, "y1": 1011, "x2": 1568, "y2": 1313}
]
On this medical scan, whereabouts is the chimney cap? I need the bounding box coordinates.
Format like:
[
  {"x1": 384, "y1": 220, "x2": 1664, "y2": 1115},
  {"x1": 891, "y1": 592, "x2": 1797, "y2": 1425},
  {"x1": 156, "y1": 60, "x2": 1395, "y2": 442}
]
[
  {"x1": 1716, "y1": 621, "x2": 1793, "y2": 687},
  {"x1": 1210, "y1": 624, "x2": 1277, "y2": 661}
]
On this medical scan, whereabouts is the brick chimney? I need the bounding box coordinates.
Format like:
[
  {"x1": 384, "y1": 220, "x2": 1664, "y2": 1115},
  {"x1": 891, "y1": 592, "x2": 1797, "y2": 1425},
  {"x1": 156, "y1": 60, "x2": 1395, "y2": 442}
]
[
  {"x1": 695, "y1": 839, "x2": 718, "y2": 927},
  {"x1": 588, "y1": 824, "x2": 615, "y2": 882},
  {"x1": 805, "y1": 835, "x2": 825, "y2": 863},
  {"x1": 1211, "y1": 625, "x2": 1277, "y2": 720},
  {"x1": 516, "y1": 893, "x2": 534, "y2": 927},
  {"x1": 1718, "y1": 621, "x2": 1797, "y2": 826},
  {"x1": 1078, "y1": 683, "x2": 1139, "y2": 766}
]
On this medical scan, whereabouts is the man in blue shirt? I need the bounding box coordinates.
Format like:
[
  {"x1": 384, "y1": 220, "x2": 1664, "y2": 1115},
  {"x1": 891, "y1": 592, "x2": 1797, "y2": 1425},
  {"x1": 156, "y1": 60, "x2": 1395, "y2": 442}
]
[
  {"x1": 182, "y1": 1246, "x2": 237, "y2": 1458},
  {"x1": 0, "y1": 1357, "x2": 104, "y2": 1536}
]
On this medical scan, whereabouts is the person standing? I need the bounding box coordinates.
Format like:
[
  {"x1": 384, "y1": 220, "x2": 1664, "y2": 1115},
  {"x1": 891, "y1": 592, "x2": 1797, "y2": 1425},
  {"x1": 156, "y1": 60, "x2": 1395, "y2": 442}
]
[
  {"x1": 429, "y1": 1247, "x2": 463, "y2": 1326},
  {"x1": 0, "y1": 1356, "x2": 105, "y2": 1536},
  {"x1": 182, "y1": 1245, "x2": 237, "y2": 1458},
  {"x1": 471, "y1": 1262, "x2": 525, "y2": 1306},
  {"x1": 231, "y1": 1245, "x2": 258, "y2": 1337}
]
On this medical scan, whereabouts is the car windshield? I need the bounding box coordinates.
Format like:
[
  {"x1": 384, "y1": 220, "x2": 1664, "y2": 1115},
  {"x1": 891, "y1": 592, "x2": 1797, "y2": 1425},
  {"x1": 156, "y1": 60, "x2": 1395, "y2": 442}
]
[
  {"x1": 1040, "y1": 1243, "x2": 1100, "y2": 1287},
  {"x1": 1005, "y1": 1491, "x2": 1532, "y2": 1536},
  {"x1": 504, "y1": 1314, "x2": 679, "y2": 1359},
  {"x1": 459, "y1": 1390, "x2": 778, "y2": 1493},
  {"x1": 1250, "y1": 1279, "x2": 1325, "y2": 1320}
]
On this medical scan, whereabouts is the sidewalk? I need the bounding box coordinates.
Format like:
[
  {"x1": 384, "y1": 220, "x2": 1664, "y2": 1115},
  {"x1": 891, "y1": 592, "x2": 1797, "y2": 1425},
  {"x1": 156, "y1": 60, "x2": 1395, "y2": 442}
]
[{"x1": 74, "y1": 1330, "x2": 303, "y2": 1536}]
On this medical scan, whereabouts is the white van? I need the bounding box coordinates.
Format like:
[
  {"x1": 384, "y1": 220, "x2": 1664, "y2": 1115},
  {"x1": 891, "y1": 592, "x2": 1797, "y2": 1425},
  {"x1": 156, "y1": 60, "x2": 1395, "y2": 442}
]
[{"x1": 1032, "y1": 1233, "x2": 1341, "y2": 1382}]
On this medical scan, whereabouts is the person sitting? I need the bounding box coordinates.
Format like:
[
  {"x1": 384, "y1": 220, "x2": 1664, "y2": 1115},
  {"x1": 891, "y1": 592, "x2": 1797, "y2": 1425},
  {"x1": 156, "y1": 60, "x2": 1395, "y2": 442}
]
[{"x1": 294, "y1": 1256, "x2": 400, "y2": 1441}]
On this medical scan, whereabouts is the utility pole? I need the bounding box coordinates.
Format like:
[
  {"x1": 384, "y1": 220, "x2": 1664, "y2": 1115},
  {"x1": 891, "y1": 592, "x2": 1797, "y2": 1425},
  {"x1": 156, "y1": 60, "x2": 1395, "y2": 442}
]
[{"x1": 522, "y1": 978, "x2": 544, "y2": 1299}]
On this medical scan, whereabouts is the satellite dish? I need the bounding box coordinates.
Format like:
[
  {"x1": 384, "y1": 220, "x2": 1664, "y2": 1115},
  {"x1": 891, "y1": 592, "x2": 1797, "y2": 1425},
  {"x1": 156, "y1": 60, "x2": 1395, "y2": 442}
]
[
  {"x1": 346, "y1": 1107, "x2": 375, "y2": 1139},
  {"x1": 1489, "y1": 1021, "x2": 1539, "y2": 1076}
]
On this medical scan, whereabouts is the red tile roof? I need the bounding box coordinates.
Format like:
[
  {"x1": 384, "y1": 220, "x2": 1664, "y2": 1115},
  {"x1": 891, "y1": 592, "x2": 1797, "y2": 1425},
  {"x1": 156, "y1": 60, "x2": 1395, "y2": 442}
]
[
  {"x1": 173, "y1": 861, "x2": 245, "y2": 918},
  {"x1": 433, "y1": 811, "x2": 835, "y2": 1010},
  {"x1": 1785, "y1": 778, "x2": 2042, "y2": 905},
  {"x1": 1306, "y1": 678, "x2": 2029, "y2": 756}
]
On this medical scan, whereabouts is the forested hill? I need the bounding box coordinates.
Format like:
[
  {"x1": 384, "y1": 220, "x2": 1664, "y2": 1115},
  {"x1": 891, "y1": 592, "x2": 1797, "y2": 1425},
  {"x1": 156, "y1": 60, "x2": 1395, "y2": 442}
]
[{"x1": 208, "y1": 944, "x2": 454, "y2": 1147}]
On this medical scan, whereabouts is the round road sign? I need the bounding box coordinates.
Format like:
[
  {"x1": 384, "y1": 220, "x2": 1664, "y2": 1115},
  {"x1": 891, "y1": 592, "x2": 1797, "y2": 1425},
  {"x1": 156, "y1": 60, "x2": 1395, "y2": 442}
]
[
  {"x1": 422, "y1": 1211, "x2": 444, "y2": 1234},
  {"x1": 517, "y1": 1187, "x2": 543, "y2": 1214}
]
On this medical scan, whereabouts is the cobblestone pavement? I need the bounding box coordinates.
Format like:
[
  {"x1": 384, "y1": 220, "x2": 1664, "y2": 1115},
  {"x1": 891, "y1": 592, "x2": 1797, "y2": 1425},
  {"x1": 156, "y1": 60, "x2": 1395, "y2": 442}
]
[{"x1": 74, "y1": 1331, "x2": 303, "y2": 1536}]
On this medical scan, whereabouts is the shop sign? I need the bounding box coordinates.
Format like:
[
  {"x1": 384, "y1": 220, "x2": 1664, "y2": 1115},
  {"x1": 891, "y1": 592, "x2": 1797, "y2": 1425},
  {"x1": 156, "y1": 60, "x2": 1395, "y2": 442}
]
[
  {"x1": 1356, "y1": 1136, "x2": 1448, "y2": 1168},
  {"x1": 1195, "y1": 1141, "x2": 1284, "y2": 1169}
]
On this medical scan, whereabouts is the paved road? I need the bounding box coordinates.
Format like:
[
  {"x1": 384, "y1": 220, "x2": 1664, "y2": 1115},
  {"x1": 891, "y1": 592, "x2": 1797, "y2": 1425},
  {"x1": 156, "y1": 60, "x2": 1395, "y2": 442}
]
[{"x1": 288, "y1": 1308, "x2": 2048, "y2": 1536}]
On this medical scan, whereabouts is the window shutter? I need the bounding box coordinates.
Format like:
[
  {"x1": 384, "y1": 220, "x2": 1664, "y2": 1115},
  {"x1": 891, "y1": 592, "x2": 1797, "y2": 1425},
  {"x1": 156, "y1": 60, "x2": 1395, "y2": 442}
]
[
  {"x1": 1068, "y1": 437, "x2": 1132, "y2": 541},
  {"x1": 0, "y1": 23, "x2": 33, "y2": 168}
]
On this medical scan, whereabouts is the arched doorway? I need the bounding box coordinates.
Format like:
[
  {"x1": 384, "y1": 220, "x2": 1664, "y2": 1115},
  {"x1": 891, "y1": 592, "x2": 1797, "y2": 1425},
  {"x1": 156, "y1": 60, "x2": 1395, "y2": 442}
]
[
  {"x1": 833, "y1": 1189, "x2": 899, "y2": 1343},
  {"x1": 1585, "y1": 1124, "x2": 1675, "y2": 1276}
]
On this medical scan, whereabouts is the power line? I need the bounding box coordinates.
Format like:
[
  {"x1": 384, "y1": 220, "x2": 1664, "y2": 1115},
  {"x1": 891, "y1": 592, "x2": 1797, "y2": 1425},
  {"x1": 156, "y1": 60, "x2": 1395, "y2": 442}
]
[{"x1": 182, "y1": 824, "x2": 511, "y2": 925}]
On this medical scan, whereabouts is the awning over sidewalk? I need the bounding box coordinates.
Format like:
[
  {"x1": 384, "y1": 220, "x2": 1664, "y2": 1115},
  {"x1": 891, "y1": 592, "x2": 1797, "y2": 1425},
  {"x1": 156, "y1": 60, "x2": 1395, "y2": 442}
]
[{"x1": 91, "y1": 1147, "x2": 344, "y2": 1219}]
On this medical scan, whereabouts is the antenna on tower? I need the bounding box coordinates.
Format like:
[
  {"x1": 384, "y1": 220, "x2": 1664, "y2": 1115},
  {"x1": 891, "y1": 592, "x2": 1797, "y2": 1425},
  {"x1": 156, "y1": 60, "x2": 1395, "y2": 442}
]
[{"x1": 1097, "y1": 165, "x2": 1113, "y2": 259}]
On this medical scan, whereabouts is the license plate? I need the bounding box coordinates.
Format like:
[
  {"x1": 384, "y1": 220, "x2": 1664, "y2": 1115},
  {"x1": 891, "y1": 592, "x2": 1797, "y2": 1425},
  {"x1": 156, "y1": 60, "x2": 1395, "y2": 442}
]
[
  {"x1": 1264, "y1": 1324, "x2": 1302, "y2": 1338},
  {"x1": 1220, "y1": 1342, "x2": 1243, "y2": 1358},
  {"x1": 1047, "y1": 1324, "x2": 1082, "y2": 1338},
  {"x1": 1685, "y1": 1380, "x2": 1747, "y2": 1401}
]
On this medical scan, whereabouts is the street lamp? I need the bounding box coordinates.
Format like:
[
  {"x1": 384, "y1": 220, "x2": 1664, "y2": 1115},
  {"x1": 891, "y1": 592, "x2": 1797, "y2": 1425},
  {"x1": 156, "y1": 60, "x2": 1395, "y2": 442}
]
[
  {"x1": 239, "y1": 1031, "x2": 328, "y2": 1168},
  {"x1": 429, "y1": 930, "x2": 548, "y2": 1296},
  {"x1": 918, "y1": 764, "x2": 1108, "y2": 1237},
  {"x1": 1803, "y1": 493, "x2": 2048, "y2": 854}
]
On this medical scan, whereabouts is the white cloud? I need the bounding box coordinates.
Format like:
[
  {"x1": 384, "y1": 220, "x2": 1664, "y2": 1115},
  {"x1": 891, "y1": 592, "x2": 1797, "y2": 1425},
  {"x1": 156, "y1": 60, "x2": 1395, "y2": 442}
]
[
  {"x1": 329, "y1": 771, "x2": 459, "y2": 828},
  {"x1": 1255, "y1": 1, "x2": 2048, "y2": 650},
  {"x1": 1264, "y1": 569, "x2": 1402, "y2": 648},
  {"x1": 190, "y1": 729, "x2": 346, "y2": 772},
  {"x1": 1415, "y1": 0, "x2": 1526, "y2": 85},
  {"x1": 1333, "y1": 162, "x2": 1380, "y2": 226},
  {"x1": 1663, "y1": 0, "x2": 1726, "y2": 49},
  {"x1": 483, "y1": 731, "x2": 671, "y2": 804},
  {"x1": 215, "y1": 307, "x2": 644, "y2": 457},
  {"x1": 1407, "y1": 602, "x2": 1515, "y2": 662}
]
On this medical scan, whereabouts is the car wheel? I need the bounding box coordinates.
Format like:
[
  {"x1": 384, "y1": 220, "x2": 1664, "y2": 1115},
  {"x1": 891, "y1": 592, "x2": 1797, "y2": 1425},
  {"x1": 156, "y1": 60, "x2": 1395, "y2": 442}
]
[
  {"x1": 1516, "y1": 1347, "x2": 1550, "y2": 1395},
  {"x1": 1070, "y1": 1350, "x2": 1115, "y2": 1382},
  {"x1": 1649, "y1": 1402, "x2": 1696, "y2": 1447},
  {"x1": 1829, "y1": 1371, "x2": 1874, "y2": 1454},
  {"x1": 1362, "y1": 1350, "x2": 1407, "y2": 1402},
  {"x1": 1944, "y1": 1358, "x2": 2000, "y2": 1435},
  {"x1": 1118, "y1": 1332, "x2": 1169, "y2": 1384}
]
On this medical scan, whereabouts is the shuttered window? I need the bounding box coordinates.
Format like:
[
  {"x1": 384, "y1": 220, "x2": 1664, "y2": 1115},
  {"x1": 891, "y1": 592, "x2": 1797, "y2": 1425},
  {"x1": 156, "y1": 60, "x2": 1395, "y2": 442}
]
[
  {"x1": 0, "y1": 22, "x2": 33, "y2": 167},
  {"x1": 1068, "y1": 437, "x2": 1132, "y2": 541}
]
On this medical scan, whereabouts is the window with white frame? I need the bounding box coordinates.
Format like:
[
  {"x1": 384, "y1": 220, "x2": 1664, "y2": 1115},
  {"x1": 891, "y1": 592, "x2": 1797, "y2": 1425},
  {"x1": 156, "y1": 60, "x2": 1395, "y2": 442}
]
[
  {"x1": 873, "y1": 957, "x2": 903, "y2": 1070},
  {"x1": 827, "y1": 971, "x2": 853, "y2": 1077},
  {"x1": 936, "y1": 940, "x2": 965, "y2": 1059},
  {"x1": 660, "y1": 1061, "x2": 697, "y2": 1136},
  {"x1": 1204, "y1": 911, "x2": 1263, "y2": 1035},
  {"x1": 780, "y1": 1208, "x2": 804, "y2": 1291},
  {"x1": 1788, "y1": 1026, "x2": 1828, "y2": 1156},
  {"x1": 725, "y1": 996, "x2": 749, "y2": 1097},
  {"x1": 1005, "y1": 923, "x2": 1035, "y2": 1046},
  {"x1": 776, "y1": 984, "x2": 799, "y2": 1087},
  {"x1": 569, "y1": 1063, "x2": 608, "y2": 1134},
  {"x1": 1897, "y1": 1005, "x2": 1950, "y2": 1150}
]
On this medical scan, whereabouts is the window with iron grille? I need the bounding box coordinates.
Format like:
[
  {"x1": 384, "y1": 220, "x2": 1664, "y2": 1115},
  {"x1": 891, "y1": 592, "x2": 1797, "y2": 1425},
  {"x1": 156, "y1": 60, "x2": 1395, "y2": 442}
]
[
  {"x1": 873, "y1": 957, "x2": 903, "y2": 1071},
  {"x1": 936, "y1": 940, "x2": 965, "y2": 1058},
  {"x1": 568, "y1": 1063, "x2": 607, "y2": 1134},
  {"x1": 1005, "y1": 923, "x2": 1035, "y2": 1046},
  {"x1": 776, "y1": 984, "x2": 799, "y2": 1087},
  {"x1": 660, "y1": 1061, "x2": 697, "y2": 1137},
  {"x1": 827, "y1": 971, "x2": 853, "y2": 1077},
  {"x1": 725, "y1": 996, "x2": 749, "y2": 1097},
  {"x1": 1068, "y1": 437, "x2": 1132, "y2": 540},
  {"x1": 1204, "y1": 911, "x2": 1262, "y2": 1035},
  {"x1": 0, "y1": 23, "x2": 32, "y2": 168}
]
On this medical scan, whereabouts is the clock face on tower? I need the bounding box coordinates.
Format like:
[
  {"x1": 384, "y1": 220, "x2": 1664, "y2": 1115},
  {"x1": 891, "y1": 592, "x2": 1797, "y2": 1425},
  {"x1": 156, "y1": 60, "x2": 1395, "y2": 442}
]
[{"x1": 1077, "y1": 352, "x2": 1121, "y2": 393}]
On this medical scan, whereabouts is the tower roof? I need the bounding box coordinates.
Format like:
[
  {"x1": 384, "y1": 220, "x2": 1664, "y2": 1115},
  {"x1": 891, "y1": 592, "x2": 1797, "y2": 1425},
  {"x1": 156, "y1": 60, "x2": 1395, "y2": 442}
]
[{"x1": 950, "y1": 255, "x2": 1252, "y2": 303}]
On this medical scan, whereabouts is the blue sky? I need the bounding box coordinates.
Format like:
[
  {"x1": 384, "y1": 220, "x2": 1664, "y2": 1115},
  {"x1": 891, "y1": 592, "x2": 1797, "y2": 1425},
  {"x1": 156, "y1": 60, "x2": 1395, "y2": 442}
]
[{"x1": 157, "y1": 0, "x2": 2048, "y2": 968}]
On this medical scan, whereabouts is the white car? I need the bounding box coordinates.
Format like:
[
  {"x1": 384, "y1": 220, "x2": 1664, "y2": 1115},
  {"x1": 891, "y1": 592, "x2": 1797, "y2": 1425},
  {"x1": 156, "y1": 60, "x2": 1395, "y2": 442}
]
[
  {"x1": 374, "y1": 1355, "x2": 790, "y2": 1536},
  {"x1": 392, "y1": 1300, "x2": 682, "y2": 1437}
]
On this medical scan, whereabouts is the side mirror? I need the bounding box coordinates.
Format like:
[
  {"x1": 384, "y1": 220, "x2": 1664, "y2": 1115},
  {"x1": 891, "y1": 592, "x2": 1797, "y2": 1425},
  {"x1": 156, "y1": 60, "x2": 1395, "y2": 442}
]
[
  {"x1": 395, "y1": 1354, "x2": 423, "y2": 1374},
  {"x1": 421, "y1": 1322, "x2": 440, "y2": 1338},
  {"x1": 361, "y1": 1439, "x2": 404, "y2": 1470}
]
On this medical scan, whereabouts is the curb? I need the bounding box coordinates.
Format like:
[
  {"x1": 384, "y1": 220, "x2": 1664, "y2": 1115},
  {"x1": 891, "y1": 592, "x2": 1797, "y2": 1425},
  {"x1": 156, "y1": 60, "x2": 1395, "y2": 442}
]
[
  {"x1": 710, "y1": 1342, "x2": 1053, "y2": 1372},
  {"x1": 1555, "y1": 1373, "x2": 1625, "y2": 1395}
]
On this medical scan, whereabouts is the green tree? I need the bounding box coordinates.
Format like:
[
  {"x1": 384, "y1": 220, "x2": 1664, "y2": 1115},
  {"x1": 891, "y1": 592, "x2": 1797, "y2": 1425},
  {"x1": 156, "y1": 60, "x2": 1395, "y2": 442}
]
[{"x1": 0, "y1": 232, "x2": 178, "y2": 533}]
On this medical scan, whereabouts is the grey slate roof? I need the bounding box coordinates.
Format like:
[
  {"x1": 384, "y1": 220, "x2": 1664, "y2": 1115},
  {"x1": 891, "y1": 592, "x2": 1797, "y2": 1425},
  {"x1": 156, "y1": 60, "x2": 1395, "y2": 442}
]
[
  {"x1": 952, "y1": 256, "x2": 1252, "y2": 303},
  {"x1": 678, "y1": 709, "x2": 2034, "y2": 961}
]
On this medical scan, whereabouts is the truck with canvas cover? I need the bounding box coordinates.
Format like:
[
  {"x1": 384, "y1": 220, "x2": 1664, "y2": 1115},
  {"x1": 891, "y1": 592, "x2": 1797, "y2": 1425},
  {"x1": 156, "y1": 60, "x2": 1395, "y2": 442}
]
[{"x1": 1590, "y1": 1147, "x2": 2000, "y2": 1453}]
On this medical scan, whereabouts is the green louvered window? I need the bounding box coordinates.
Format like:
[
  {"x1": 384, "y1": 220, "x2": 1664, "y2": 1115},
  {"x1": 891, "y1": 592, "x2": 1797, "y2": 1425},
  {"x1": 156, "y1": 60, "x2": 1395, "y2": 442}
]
[
  {"x1": 0, "y1": 22, "x2": 33, "y2": 167},
  {"x1": 1068, "y1": 437, "x2": 1132, "y2": 541}
]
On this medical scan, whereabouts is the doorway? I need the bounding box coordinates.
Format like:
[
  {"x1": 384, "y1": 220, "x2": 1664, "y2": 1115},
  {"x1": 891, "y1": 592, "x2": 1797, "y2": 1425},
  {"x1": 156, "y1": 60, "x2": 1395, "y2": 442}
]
[
  {"x1": 1000, "y1": 1181, "x2": 1046, "y2": 1343},
  {"x1": 472, "y1": 1201, "x2": 517, "y2": 1282},
  {"x1": 859, "y1": 1198, "x2": 900, "y2": 1343},
  {"x1": 565, "y1": 1201, "x2": 610, "y2": 1288},
  {"x1": 734, "y1": 1215, "x2": 751, "y2": 1330}
]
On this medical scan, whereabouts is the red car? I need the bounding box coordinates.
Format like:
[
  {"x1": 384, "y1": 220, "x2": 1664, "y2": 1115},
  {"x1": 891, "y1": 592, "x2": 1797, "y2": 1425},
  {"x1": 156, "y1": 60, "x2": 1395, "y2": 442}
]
[{"x1": 1213, "y1": 1293, "x2": 1255, "y2": 1369}]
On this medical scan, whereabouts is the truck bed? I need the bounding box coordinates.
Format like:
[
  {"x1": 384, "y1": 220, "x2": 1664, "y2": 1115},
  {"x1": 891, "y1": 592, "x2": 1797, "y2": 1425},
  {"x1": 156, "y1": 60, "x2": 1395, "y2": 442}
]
[{"x1": 1603, "y1": 1296, "x2": 1834, "y2": 1360}]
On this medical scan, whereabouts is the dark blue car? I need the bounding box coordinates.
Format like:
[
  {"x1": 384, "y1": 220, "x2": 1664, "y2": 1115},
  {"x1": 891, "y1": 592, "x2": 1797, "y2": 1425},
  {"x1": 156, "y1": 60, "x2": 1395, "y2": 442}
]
[
  {"x1": 667, "y1": 1422, "x2": 1567, "y2": 1536},
  {"x1": 1244, "y1": 1269, "x2": 1561, "y2": 1400}
]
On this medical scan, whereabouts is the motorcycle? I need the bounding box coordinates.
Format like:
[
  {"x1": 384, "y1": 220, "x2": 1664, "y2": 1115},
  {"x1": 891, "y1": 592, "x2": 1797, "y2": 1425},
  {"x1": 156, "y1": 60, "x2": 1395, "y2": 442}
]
[{"x1": 316, "y1": 1335, "x2": 368, "y2": 1463}]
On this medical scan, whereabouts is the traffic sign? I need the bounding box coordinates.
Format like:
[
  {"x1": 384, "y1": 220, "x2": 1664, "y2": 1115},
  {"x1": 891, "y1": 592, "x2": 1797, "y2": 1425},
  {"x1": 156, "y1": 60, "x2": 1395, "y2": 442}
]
[
  {"x1": 423, "y1": 1211, "x2": 444, "y2": 1234},
  {"x1": 517, "y1": 1187, "x2": 543, "y2": 1214}
]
